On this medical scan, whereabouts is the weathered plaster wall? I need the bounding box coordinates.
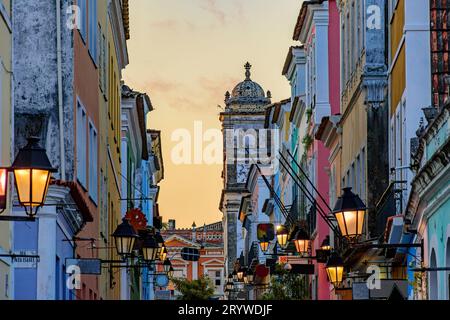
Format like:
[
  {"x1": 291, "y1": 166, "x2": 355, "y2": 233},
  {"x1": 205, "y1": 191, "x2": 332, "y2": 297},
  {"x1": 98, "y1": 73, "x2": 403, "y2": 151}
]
[{"x1": 13, "y1": 0, "x2": 74, "y2": 181}]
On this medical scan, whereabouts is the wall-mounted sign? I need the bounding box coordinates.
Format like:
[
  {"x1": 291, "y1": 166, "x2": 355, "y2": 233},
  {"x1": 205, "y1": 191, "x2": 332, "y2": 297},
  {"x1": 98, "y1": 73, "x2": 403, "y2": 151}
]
[
  {"x1": 65, "y1": 258, "x2": 102, "y2": 275},
  {"x1": 257, "y1": 223, "x2": 275, "y2": 241},
  {"x1": 155, "y1": 290, "x2": 172, "y2": 300},
  {"x1": 12, "y1": 251, "x2": 39, "y2": 268},
  {"x1": 181, "y1": 247, "x2": 200, "y2": 261}
]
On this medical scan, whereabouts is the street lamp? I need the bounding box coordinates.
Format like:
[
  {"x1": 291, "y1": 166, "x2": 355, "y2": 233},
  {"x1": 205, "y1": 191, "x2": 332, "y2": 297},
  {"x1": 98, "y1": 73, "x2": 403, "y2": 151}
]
[
  {"x1": 141, "y1": 232, "x2": 159, "y2": 262},
  {"x1": 276, "y1": 225, "x2": 289, "y2": 248},
  {"x1": 112, "y1": 218, "x2": 139, "y2": 257},
  {"x1": 331, "y1": 187, "x2": 367, "y2": 240},
  {"x1": 259, "y1": 238, "x2": 270, "y2": 253},
  {"x1": 155, "y1": 233, "x2": 165, "y2": 259},
  {"x1": 293, "y1": 228, "x2": 310, "y2": 255},
  {"x1": 237, "y1": 267, "x2": 245, "y2": 282},
  {"x1": 163, "y1": 259, "x2": 171, "y2": 273},
  {"x1": 11, "y1": 137, "x2": 56, "y2": 217},
  {"x1": 160, "y1": 246, "x2": 168, "y2": 261},
  {"x1": 321, "y1": 235, "x2": 332, "y2": 252},
  {"x1": 325, "y1": 251, "x2": 344, "y2": 287},
  {"x1": 246, "y1": 268, "x2": 254, "y2": 284},
  {"x1": 226, "y1": 279, "x2": 234, "y2": 292}
]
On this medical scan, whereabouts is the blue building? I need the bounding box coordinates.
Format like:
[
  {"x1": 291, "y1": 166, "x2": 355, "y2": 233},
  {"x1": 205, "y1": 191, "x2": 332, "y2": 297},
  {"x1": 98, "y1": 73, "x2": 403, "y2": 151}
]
[{"x1": 405, "y1": 102, "x2": 450, "y2": 300}]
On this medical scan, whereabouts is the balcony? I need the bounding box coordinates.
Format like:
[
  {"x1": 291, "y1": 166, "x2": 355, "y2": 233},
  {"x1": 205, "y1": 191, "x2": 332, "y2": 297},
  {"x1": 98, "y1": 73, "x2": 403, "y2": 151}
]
[{"x1": 375, "y1": 181, "x2": 407, "y2": 238}]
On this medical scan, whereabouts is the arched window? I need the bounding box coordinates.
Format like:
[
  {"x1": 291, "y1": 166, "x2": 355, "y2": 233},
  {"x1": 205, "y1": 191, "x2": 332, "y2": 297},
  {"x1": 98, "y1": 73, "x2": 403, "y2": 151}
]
[{"x1": 430, "y1": 249, "x2": 438, "y2": 300}]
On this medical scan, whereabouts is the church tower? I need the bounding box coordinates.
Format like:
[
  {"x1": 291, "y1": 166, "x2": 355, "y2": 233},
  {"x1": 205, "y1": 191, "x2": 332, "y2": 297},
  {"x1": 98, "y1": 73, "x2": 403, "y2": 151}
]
[{"x1": 219, "y1": 62, "x2": 272, "y2": 274}]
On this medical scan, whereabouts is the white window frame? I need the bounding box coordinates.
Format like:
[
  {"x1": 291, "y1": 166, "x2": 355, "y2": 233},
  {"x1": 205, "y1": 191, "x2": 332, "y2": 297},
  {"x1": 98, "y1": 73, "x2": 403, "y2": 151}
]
[
  {"x1": 88, "y1": 0, "x2": 98, "y2": 65},
  {"x1": 78, "y1": 0, "x2": 87, "y2": 42},
  {"x1": 88, "y1": 119, "x2": 98, "y2": 204},
  {"x1": 76, "y1": 98, "x2": 87, "y2": 188}
]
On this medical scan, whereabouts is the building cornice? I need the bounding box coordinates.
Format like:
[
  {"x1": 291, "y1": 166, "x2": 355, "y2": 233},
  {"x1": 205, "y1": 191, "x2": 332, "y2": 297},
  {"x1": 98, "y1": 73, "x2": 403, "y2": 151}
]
[{"x1": 109, "y1": 0, "x2": 129, "y2": 70}]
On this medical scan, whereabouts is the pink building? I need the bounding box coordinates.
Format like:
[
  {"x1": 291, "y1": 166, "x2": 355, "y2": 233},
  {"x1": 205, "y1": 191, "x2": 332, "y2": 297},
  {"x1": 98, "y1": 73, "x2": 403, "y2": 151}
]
[{"x1": 288, "y1": 0, "x2": 340, "y2": 300}]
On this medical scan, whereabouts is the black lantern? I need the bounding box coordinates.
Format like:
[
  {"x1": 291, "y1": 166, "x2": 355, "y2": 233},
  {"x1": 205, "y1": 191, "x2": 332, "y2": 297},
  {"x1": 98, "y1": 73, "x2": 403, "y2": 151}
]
[
  {"x1": 276, "y1": 225, "x2": 289, "y2": 248},
  {"x1": 293, "y1": 228, "x2": 310, "y2": 255},
  {"x1": 226, "y1": 279, "x2": 234, "y2": 292},
  {"x1": 11, "y1": 137, "x2": 56, "y2": 217},
  {"x1": 160, "y1": 246, "x2": 168, "y2": 261},
  {"x1": 154, "y1": 233, "x2": 165, "y2": 259},
  {"x1": 332, "y1": 187, "x2": 367, "y2": 239},
  {"x1": 141, "y1": 232, "x2": 160, "y2": 261},
  {"x1": 246, "y1": 268, "x2": 254, "y2": 284},
  {"x1": 237, "y1": 267, "x2": 245, "y2": 282},
  {"x1": 163, "y1": 259, "x2": 171, "y2": 273},
  {"x1": 321, "y1": 235, "x2": 331, "y2": 251},
  {"x1": 325, "y1": 251, "x2": 344, "y2": 287},
  {"x1": 112, "y1": 218, "x2": 139, "y2": 257}
]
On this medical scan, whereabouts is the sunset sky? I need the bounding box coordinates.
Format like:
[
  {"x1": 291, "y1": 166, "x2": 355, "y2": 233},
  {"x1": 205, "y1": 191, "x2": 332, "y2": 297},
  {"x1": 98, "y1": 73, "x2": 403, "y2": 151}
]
[{"x1": 122, "y1": 0, "x2": 301, "y2": 228}]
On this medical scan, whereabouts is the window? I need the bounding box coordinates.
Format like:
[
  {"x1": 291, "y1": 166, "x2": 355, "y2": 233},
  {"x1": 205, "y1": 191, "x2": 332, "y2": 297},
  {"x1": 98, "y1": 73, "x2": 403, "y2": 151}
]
[
  {"x1": 78, "y1": 0, "x2": 87, "y2": 42},
  {"x1": 88, "y1": 0, "x2": 98, "y2": 65},
  {"x1": 98, "y1": 25, "x2": 103, "y2": 91},
  {"x1": 76, "y1": 100, "x2": 87, "y2": 187},
  {"x1": 361, "y1": 147, "x2": 366, "y2": 202},
  {"x1": 351, "y1": 2, "x2": 355, "y2": 74},
  {"x1": 356, "y1": 155, "x2": 361, "y2": 196},
  {"x1": 89, "y1": 121, "x2": 98, "y2": 204}
]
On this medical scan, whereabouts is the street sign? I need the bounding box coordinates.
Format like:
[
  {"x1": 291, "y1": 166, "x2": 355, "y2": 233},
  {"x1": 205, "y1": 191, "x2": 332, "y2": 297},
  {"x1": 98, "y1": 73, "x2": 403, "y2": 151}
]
[
  {"x1": 181, "y1": 247, "x2": 200, "y2": 261},
  {"x1": 155, "y1": 290, "x2": 172, "y2": 300},
  {"x1": 352, "y1": 282, "x2": 370, "y2": 300},
  {"x1": 11, "y1": 250, "x2": 39, "y2": 268},
  {"x1": 65, "y1": 258, "x2": 102, "y2": 275}
]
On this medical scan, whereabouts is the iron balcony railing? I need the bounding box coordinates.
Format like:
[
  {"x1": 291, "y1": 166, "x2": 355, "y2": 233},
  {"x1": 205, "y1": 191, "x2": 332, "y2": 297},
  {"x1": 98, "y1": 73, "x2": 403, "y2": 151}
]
[{"x1": 375, "y1": 181, "x2": 407, "y2": 238}]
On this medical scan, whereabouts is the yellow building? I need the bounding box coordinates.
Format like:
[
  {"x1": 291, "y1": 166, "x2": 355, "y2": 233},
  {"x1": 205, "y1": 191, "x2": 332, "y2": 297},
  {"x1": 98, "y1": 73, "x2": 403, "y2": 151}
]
[
  {"x1": 103, "y1": 0, "x2": 129, "y2": 300},
  {"x1": 0, "y1": 0, "x2": 12, "y2": 300}
]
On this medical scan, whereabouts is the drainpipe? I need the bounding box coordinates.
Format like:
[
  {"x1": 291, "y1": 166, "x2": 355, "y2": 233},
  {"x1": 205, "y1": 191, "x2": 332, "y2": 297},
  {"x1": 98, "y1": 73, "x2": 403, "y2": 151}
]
[{"x1": 56, "y1": 0, "x2": 66, "y2": 181}]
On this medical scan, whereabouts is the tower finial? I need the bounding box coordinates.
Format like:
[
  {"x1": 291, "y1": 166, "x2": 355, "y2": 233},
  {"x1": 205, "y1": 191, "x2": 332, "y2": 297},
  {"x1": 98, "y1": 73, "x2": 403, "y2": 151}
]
[{"x1": 244, "y1": 62, "x2": 252, "y2": 80}]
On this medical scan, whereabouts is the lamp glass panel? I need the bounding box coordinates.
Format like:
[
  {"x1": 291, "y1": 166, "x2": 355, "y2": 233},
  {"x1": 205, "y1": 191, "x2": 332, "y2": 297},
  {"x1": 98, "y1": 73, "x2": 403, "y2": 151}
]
[
  {"x1": 0, "y1": 169, "x2": 7, "y2": 196},
  {"x1": 32, "y1": 169, "x2": 50, "y2": 205},
  {"x1": 260, "y1": 241, "x2": 269, "y2": 252},
  {"x1": 295, "y1": 239, "x2": 309, "y2": 254},
  {"x1": 357, "y1": 210, "x2": 365, "y2": 236},
  {"x1": 343, "y1": 210, "x2": 358, "y2": 236},
  {"x1": 143, "y1": 246, "x2": 155, "y2": 261},
  {"x1": 335, "y1": 211, "x2": 348, "y2": 237},
  {"x1": 14, "y1": 169, "x2": 31, "y2": 205},
  {"x1": 115, "y1": 236, "x2": 134, "y2": 256},
  {"x1": 327, "y1": 266, "x2": 343, "y2": 285},
  {"x1": 277, "y1": 234, "x2": 288, "y2": 247}
]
